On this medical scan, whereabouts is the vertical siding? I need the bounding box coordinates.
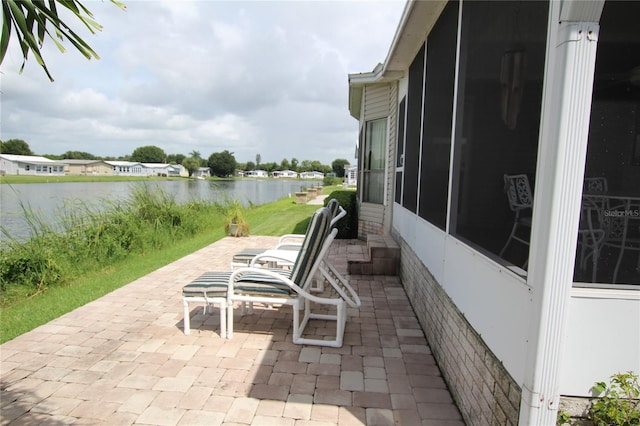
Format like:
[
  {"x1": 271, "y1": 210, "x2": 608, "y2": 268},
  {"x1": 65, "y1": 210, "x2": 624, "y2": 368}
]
[
  {"x1": 360, "y1": 83, "x2": 396, "y2": 235},
  {"x1": 363, "y1": 85, "x2": 391, "y2": 120}
]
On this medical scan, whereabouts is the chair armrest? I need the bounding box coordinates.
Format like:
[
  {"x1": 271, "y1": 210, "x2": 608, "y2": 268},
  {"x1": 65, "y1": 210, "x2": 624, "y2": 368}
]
[
  {"x1": 278, "y1": 234, "x2": 305, "y2": 244},
  {"x1": 275, "y1": 242, "x2": 302, "y2": 250},
  {"x1": 330, "y1": 206, "x2": 347, "y2": 227},
  {"x1": 249, "y1": 250, "x2": 297, "y2": 267},
  {"x1": 229, "y1": 267, "x2": 343, "y2": 306},
  {"x1": 318, "y1": 261, "x2": 361, "y2": 308}
]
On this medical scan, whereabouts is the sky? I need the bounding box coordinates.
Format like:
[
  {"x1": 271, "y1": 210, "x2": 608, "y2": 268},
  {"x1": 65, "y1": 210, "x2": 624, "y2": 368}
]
[{"x1": 1, "y1": 0, "x2": 406, "y2": 166}]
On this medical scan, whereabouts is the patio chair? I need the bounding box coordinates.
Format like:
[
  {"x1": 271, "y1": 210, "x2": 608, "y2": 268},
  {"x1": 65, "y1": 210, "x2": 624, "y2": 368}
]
[
  {"x1": 600, "y1": 199, "x2": 640, "y2": 283},
  {"x1": 230, "y1": 198, "x2": 346, "y2": 269},
  {"x1": 499, "y1": 174, "x2": 533, "y2": 267},
  {"x1": 576, "y1": 177, "x2": 608, "y2": 281},
  {"x1": 181, "y1": 207, "x2": 332, "y2": 338},
  {"x1": 227, "y1": 206, "x2": 360, "y2": 347},
  {"x1": 577, "y1": 196, "x2": 606, "y2": 282},
  {"x1": 583, "y1": 177, "x2": 608, "y2": 194},
  {"x1": 243, "y1": 198, "x2": 347, "y2": 292}
]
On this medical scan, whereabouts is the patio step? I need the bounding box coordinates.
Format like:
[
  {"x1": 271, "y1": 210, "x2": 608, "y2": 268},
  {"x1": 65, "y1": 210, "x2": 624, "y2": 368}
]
[{"x1": 347, "y1": 235, "x2": 400, "y2": 275}]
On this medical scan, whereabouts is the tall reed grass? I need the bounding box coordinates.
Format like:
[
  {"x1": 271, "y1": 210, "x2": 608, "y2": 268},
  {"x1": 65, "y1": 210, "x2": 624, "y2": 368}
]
[{"x1": 0, "y1": 184, "x2": 225, "y2": 305}]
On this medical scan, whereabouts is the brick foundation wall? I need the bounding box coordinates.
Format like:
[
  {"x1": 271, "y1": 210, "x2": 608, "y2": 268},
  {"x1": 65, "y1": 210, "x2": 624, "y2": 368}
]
[
  {"x1": 394, "y1": 231, "x2": 522, "y2": 425},
  {"x1": 358, "y1": 219, "x2": 383, "y2": 239}
]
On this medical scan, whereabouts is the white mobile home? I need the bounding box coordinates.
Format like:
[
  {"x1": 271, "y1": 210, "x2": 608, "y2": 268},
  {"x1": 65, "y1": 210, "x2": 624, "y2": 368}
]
[
  {"x1": 244, "y1": 170, "x2": 268, "y2": 178},
  {"x1": 194, "y1": 167, "x2": 211, "y2": 179},
  {"x1": 141, "y1": 163, "x2": 186, "y2": 177},
  {"x1": 272, "y1": 170, "x2": 298, "y2": 178},
  {"x1": 349, "y1": 1, "x2": 639, "y2": 424},
  {"x1": 344, "y1": 164, "x2": 358, "y2": 187},
  {"x1": 105, "y1": 161, "x2": 145, "y2": 176},
  {"x1": 0, "y1": 154, "x2": 65, "y2": 176},
  {"x1": 299, "y1": 171, "x2": 324, "y2": 179}
]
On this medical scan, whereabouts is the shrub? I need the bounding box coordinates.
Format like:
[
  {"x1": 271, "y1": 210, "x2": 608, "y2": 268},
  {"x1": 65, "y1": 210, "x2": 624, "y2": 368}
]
[
  {"x1": 323, "y1": 176, "x2": 337, "y2": 186},
  {"x1": 0, "y1": 185, "x2": 222, "y2": 305},
  {"x1": 589, "y1": 372, "x2": 640, "y2": 426},
  {"x1": 324, "y1": 190, "x2": 358, "y2": 239}
]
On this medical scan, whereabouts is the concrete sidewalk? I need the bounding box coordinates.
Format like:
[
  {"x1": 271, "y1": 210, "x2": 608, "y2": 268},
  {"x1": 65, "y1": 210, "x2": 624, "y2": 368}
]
[
  {"x1": 1, "y1": 235, "x2": 464, "y2": 425},
  {"x1": 307, "y1": 194, "x2": 329, "y2": 205}
]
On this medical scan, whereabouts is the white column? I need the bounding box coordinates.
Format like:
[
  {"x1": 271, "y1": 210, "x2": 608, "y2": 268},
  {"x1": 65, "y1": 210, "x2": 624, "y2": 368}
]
[{"x1": 519, "y1": 1, "x2": 602, "y2": 424}]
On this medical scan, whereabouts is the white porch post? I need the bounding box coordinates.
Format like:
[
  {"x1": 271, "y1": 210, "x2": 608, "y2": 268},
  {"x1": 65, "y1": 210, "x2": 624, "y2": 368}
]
[{"x1": 519, "y1": 1, "x2": 603, "y2": 424}]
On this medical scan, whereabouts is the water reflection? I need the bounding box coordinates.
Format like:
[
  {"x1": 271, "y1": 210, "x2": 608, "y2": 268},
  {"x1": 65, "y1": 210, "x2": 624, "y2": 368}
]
[{"x1": 0, "y1": 179, "x2": 318, "y2": 243}]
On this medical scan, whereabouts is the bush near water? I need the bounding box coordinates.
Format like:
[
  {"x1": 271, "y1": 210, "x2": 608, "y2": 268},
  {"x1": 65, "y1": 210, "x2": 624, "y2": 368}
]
[
  {"x1": 325, "y1": 190, "x2": 358, "y2": 239},
  {"x1": 0, "y1": 185, "x2": 225, "y2": 305}
]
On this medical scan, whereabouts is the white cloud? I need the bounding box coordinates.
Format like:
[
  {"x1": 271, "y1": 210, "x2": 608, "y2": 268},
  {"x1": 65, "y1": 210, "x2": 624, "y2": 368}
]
[{"x1": 0, "y1": 0, "x2": 405, "y2": 164}]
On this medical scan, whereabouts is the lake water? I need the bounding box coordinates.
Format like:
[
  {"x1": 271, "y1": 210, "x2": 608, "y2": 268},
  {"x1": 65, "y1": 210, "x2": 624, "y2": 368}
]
[{"x1": 0, "y1": 179, "x2": 319, "y2": 243}]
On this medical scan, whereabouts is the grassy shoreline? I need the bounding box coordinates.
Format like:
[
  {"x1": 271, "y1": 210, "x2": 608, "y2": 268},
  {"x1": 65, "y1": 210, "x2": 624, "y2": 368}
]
[{"x1": 0, "y1": 191, "x2": 326, "y2": 343}]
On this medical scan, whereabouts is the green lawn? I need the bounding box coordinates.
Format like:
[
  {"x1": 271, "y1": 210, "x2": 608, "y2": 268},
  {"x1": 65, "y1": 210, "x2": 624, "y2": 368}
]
[{"x1": 0, "y1": 192, "x2": 334, "y2": 343}]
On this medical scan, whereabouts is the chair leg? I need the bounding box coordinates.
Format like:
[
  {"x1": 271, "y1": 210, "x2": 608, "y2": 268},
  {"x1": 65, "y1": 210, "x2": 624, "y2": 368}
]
[
  {"x1": 183, "y1": 298, "x2": 191, "y2": 335},
  {"x1": 227, "y1": 300, "x2": 234, "y2": 339},
  {"x1": 292, "y1": 297, "x2": 347, "y2": 348},
  {"x1": 591, "y1": 247, "x2": 599, "y2": 283},
  {"x1": 613, "y1": 246, "x2": 625, "y2": 283},
  {"x1": 292, "y1": 300, "x2": 302, "y2": 343},
  {"x1": 500, "y1": 222, "x2": 519, "y2": 257},
  {"x1": 219, "y1": 302, "x2": 226, "y2": 339}
]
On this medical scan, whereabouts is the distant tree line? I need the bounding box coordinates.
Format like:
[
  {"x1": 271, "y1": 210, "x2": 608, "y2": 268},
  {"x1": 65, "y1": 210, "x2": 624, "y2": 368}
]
[{"x1": 0, "y1": 139, "x2": 351, "y2": 178}]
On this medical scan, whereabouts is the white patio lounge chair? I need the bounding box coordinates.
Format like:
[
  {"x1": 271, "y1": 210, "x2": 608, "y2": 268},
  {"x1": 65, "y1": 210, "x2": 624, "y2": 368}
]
[
  {"x1": 230, "y1": 198, "x2": 346, "y2": 269},
  {"x1": 245, "y1": 198, "x2": 348, "y2": 293},
  {"x1": 182, "y1": 206, "x2": 360, "y2": 346},
  {"x1": 227, "y1": 206, "x2": 360, "y2": 347}
]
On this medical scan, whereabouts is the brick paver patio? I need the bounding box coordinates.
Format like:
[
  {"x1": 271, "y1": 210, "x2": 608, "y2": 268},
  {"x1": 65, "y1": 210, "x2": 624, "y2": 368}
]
[{"x1": 1, "y1": 235, "x2": 464, "y2": 425}]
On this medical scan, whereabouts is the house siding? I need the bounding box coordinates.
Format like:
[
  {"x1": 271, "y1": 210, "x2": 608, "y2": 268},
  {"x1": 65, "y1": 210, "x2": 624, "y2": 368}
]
[
  {"x1": 0, "y1": 155, "x2": 65, "y2": 176},
  {"x1": 359, "y1": 83, "x2": 397, "y2": 238},
  {"x1": 65, "y1": 161, "x2": 113, "y2": 176},
  {"x1": 363, "y1": 84, "x2": 391, "y2": 120},
  {"x1": 394, "y1": 229, "x2": 521, "y2": 425}
]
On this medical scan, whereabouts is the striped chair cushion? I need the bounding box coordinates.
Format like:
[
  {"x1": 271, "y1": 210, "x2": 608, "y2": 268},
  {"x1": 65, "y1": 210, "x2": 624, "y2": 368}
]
[
  {"x1": 289, "y1": 207, "x2": 331, "y2": 287},
  {"x1": 182, "y1": 271, "x2": 231, "y2": 298},
  {"x1": 232, "y1": 248, "x2": 268, "y2": 265},
  {"x1": 183, "y1": 269, "x2": 295, "y2": 298},
  {"x1": 326, "y1": 198, "x2": 339, "y2": 218},
  {"x1": 230, "y1": 202, "x2": 338, "y2": 267},
  {"x1": 234, "y1": 269, "x2": 296, "y2": 296}
]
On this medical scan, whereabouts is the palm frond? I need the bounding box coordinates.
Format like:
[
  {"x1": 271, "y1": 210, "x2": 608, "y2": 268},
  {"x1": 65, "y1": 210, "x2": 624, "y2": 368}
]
[{"x1": 0, "y1": 0, "x2": 126, "y2": 81}]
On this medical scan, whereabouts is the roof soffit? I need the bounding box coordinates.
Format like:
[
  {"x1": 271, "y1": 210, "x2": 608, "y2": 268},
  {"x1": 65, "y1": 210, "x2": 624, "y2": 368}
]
[{"x1": 384, "y1": 0, "x2": 448, "y2": 73}]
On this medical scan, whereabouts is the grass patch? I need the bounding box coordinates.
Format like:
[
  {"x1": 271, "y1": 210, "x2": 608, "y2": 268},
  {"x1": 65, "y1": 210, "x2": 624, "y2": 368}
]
[
  {"x1": 1, "y1": 228, "x2": 227, "y2": 342},
  {"x1": 0, "y1": 189, "x2": 332, "y2": 343},
  {"x1": 247, "y1": 196, "x2": 319, "y2": 235}
]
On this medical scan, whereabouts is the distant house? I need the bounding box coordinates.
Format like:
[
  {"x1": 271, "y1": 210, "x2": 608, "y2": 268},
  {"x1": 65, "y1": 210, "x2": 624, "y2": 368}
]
[
  {"x1": 244, "y1": 170, "x2": 268, "y2": 178},
  {"x1": 63, "y1": 159, "x2": 113, "y2": 176},
  {"x1": 299, "y1": 171, "x2": 324, "y2": 179},
  {"x1": 105, "y1": 161, "x2": 145, "y2": 176},
  {"x1": 272, "y1": 170, "x2": 298, "y2": 178},
  {"x1": 344, "y1": 165, "x2": 358, "y2": 187},
  {"x1": 0, "y1": 154, "x2": 65, "y2": 176},
  {"x1": 141, "y1": 163, "x2": 187, "y2": 177},
  {"x1": 194, "y1": 167, "x2": 211, "y2": 179}
]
